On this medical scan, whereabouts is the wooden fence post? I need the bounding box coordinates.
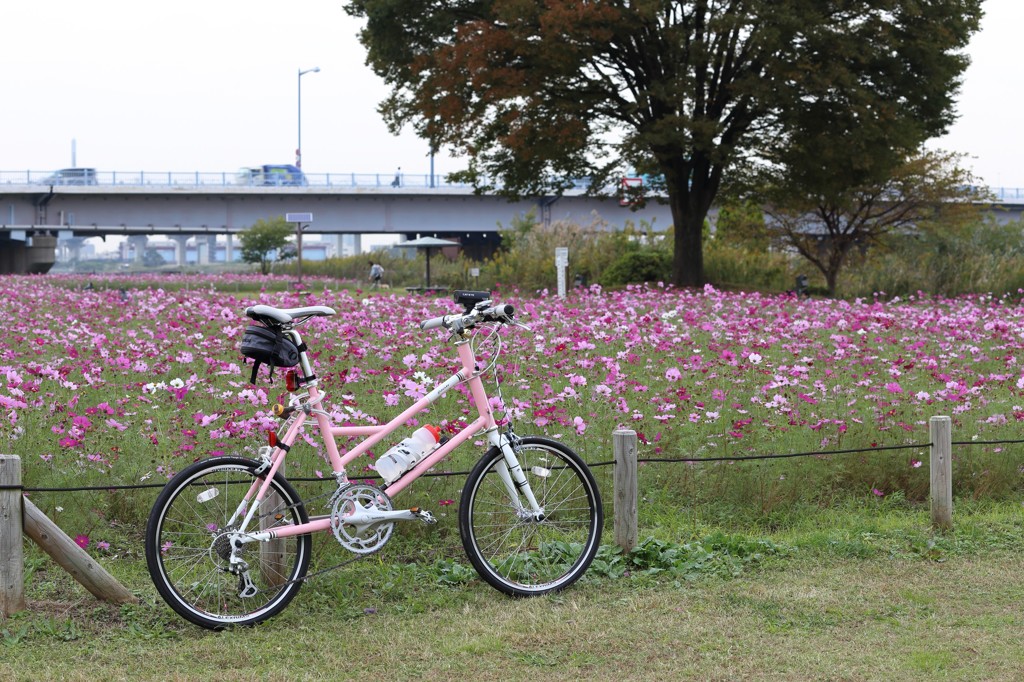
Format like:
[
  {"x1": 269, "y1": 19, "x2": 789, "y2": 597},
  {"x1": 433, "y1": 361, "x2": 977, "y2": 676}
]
[
  {"x1": 613, "y1": 429, "x2": 638, "y2": 553},
  {"x1": 260, "y1": 470, "x2": 287, "y2": 589},
  {"x1": 1, "y1": 455, "x2": 26, "y2": 616},
  {"x1": 21, "y1": 499, "x2": 137, "y2": 605},
  {"x1": 929, "y1": 415, "x2": 953, "y2": 531}
]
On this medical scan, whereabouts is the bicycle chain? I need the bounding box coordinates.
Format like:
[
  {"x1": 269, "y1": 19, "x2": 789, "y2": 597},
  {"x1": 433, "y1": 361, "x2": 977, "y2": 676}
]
[{"x1": 281, "y1": 544, "x2": 383, "y2": 588}]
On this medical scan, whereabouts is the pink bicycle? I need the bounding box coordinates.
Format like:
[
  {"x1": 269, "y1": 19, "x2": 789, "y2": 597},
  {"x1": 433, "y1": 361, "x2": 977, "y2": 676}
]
[{"x1": 144, "y1": 291, "x2": 603, "y2": 629}]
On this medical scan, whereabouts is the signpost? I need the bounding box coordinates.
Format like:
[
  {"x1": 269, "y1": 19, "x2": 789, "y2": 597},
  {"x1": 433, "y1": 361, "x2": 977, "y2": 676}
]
[
  {"x1": 555, "y1": 247, "x2": 569, "y2": 298},
  {"x1": 286, "y1": 212, "x2": 313, "y2": 287}
]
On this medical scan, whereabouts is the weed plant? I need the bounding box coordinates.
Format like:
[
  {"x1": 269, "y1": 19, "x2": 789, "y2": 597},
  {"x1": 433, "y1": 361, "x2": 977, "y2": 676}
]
[{"x1": 283, "y1": 215, "x2": 1024, "y2": 300}]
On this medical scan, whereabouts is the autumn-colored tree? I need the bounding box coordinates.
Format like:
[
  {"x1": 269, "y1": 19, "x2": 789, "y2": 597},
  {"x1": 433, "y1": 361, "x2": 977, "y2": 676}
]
[
  {"x1": 760, "y1": 150, "x2": 988, "y2": 296},
  {"x1": 345, "y1": 0, "x2": 982, "y2": 287}
]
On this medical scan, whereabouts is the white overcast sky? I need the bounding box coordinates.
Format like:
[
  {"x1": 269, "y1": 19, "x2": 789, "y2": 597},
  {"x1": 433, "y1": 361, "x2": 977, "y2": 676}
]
[{"x1": 2, "y1": 0, "x2": 1022, "y2": 188}]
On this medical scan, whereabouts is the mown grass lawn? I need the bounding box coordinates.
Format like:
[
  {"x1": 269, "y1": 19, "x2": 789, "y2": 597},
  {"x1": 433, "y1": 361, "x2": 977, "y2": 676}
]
[{"x1": 4, "y1": 500, "x2": 1023, "y2": 681}]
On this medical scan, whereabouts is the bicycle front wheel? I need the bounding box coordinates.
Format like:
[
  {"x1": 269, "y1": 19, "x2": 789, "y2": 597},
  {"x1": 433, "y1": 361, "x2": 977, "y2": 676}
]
[
  {"x1": 145, "y1": 456, "x2": 311, "y2": 629},
  {"x1": 459, "y1": 436, "x2": 603, "y2": 596}
]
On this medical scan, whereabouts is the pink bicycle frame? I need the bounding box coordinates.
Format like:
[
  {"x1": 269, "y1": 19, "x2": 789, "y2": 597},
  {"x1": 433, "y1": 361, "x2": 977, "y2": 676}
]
[{"x1": 232, "y1": 334, "x2": 534, "y2": 542}]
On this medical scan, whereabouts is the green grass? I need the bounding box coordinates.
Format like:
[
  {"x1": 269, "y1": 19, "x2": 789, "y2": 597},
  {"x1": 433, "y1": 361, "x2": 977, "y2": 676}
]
[
  {"x1": 4, "y1": 275, "x2": 1024, "y2": 678},
  {"x1": 3, "y1": 498, "x2": 1023, "y2": 680}
]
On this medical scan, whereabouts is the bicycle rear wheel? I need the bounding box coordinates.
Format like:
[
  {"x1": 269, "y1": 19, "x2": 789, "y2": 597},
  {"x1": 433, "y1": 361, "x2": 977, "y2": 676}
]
[
  {"x1": 459, "y1": 436, "x2": 603, "y2": 596},
  {"x1": 145, "y1": 456, "x2": 311, "y2": 629}
]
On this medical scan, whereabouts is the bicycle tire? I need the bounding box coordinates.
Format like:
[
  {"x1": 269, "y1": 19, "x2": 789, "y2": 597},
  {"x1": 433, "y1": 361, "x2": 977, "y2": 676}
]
[
  {"x1": 459, "y1": 436, "x2": 603, "y2": 596},
  {"x1": 145, "y1": 456, "x2": 312, "y2": 629}
]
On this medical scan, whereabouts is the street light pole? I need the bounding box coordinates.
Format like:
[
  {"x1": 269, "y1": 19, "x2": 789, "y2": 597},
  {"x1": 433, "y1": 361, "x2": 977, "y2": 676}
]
[{"x1": 297, "y1": 67, "x2": 320, "y2": 168}]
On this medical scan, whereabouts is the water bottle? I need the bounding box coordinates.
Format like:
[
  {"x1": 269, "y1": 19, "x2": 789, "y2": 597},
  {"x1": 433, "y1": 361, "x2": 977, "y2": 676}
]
[{"x1": 374, "y1": 425, "x2": 441, "y2": 484}]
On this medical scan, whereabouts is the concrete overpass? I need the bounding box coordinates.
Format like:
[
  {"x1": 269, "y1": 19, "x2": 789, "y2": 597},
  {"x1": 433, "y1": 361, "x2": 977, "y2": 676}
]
[
  {"x1": 0, "y1": 169, "x2": 677, "y2": 271},
  {"x1": 1, "y1": 169, "x2": 1021, "y2": 273}
]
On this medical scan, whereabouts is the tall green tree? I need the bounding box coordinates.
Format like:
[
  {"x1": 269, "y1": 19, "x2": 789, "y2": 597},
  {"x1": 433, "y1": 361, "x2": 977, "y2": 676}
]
[
  {"x1": 345, "y1": 0, "x2": 982, "y2": 288},
  {"x1": 238, "y1": 217, "x2": 295, "y2": 275}
]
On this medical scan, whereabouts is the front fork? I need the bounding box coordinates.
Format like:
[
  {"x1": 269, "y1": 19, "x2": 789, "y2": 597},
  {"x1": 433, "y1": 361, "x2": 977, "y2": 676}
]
[{"x1": 489, "y1": 429, "x2": 545, "y2": 521}]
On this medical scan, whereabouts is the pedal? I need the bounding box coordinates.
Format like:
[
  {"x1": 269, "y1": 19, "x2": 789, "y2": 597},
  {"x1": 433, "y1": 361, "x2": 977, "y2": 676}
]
[{"x1": 410, "y1": 507, "x2": 437, "y2": 525}]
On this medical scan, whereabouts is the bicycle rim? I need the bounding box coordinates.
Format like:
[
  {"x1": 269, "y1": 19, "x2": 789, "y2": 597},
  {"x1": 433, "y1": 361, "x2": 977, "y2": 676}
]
[
  {"x1": 145, "y1": 457, "x2": 311, "y2": 629},
  {"x1": 459, "y1": 437, "x2": 603, "y2": 596}
]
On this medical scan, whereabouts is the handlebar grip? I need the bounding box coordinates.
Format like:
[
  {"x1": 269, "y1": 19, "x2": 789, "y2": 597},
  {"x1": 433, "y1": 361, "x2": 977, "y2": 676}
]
[
  {"x1": 483, "y1": 304, "x2": 514, "y2": 321},
  {"x1": 420, "y1": 315, "x2": 448, "y2": 331}
]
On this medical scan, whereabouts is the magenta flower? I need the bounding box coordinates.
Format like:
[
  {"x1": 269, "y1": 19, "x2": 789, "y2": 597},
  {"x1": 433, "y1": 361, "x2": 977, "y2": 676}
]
[{"x1": 74, "y1": 534, "x2": 89, "y2": 549}]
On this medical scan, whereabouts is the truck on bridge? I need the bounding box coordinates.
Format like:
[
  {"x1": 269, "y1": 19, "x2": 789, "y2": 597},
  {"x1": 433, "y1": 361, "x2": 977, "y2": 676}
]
[{"x1": 235, "y1": 165, "x2": 307, "y2": 187}]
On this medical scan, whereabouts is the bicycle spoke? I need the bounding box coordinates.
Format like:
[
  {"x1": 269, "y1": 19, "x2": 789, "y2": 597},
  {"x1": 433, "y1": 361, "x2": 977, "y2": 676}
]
[
  {"x1": 145, "y1": 458, "x2": 311, "y2": 629},
  {"x1": 460, "y1": 438, "x2": 602, "y2": 595}
]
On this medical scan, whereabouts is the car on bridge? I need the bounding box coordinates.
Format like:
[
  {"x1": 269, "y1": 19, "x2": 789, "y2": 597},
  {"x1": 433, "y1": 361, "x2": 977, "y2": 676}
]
[
  {"x1": 235, "y1": 164, "x2": 307, "y2": 187},
  {"x1": 37, "y1": 168, "x2": 98, "y2": 185}
]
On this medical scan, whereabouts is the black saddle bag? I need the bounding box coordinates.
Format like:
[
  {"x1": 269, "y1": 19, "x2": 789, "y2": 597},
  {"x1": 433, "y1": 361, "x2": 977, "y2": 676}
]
[{"x1": 239, "y1": 325, "x2": 300, "y2": 383}]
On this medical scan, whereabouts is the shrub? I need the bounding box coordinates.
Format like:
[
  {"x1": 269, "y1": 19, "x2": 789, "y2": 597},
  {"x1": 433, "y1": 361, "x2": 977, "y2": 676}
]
[
  {"x1": 840, "y1": 219, "x2": 1024, "y2": 298},
  {"x1": 703, "y1": 239, "x2": 805, "y2": 293},
  {"x1": 489, "y1": 213, "x2": 659, "y2": 292},
  {"x1": 601, "y1": 249, "x2": 672, "y2": 286}
]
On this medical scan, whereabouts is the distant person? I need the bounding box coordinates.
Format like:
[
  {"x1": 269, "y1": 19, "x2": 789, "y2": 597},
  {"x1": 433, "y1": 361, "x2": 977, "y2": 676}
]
[
  {"x1": 369, "y1": 262, "x2": 384, "y2": 289},
  {"x1": 391, "y1": 167, "x2": 401, "y2": 188}
]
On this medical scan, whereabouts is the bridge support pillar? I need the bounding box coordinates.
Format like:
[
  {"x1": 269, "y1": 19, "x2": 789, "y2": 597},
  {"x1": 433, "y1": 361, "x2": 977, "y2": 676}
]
[
  {"x1": 61, "y1": 237, "x2": 87, "y2": 264},
  {"x1": 126, "y1": 236, "x2": 148, "y2": 264},
  {"x1": 224, "y1": 234, "x2": 234, "y2": 263},
  {"x1": 194, "y1": 235, "x2": 210, "y2": 265},
  {"x1": 171, "y1": 236, "x2": 190, "y2": 265}
]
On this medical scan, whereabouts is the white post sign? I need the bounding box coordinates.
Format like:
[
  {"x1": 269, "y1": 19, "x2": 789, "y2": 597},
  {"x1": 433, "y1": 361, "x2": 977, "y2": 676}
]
[
  {"x1": 555, "y1": 247, "x2": 569, "y2": 298},
  {"x1": 285, "y1": 213, "x2": 313, "y2": 285}
]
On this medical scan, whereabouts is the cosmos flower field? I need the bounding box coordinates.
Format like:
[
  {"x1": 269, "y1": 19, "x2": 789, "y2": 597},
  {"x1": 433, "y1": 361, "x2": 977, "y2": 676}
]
[{"x1": 2, "y1": 274, "x2": 1023, "y2": 551}]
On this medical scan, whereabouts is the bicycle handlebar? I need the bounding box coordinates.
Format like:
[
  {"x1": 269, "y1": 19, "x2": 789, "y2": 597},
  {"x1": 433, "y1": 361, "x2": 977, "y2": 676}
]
[
  {"x1": 421, "y1": 315, "x2": 448, "y2": 331},
  {"x1": 420, "y1": 303, "x2": 515, "y2": 333}
]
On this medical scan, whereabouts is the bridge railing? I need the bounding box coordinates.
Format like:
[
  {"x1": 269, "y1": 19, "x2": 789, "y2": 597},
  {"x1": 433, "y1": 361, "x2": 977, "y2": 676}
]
[
  {"x1": 0, "y1": 169, "x2": 477, "y2": 190},
  {"x1": 992, "y1": 186, "x2": 1024, "y2": 201},
  {"x1": 2, "y1": 170, "x2": 1022, "y2": 201}
]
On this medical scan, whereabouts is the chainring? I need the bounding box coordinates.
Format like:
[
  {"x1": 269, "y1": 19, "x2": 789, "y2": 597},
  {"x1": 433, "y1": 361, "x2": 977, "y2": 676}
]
[{"x1": 329, "y1": 484, "x2": 395, "y2": 555}]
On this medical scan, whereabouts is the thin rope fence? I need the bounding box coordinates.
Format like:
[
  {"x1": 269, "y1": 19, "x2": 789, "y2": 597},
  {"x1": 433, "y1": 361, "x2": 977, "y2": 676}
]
[
  {"x1": 6, "y1": 436, "x2": 1021, "y2": 494},
  {"x1": 589, "y1": 441, "x2": 935, "y2": 469}
]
